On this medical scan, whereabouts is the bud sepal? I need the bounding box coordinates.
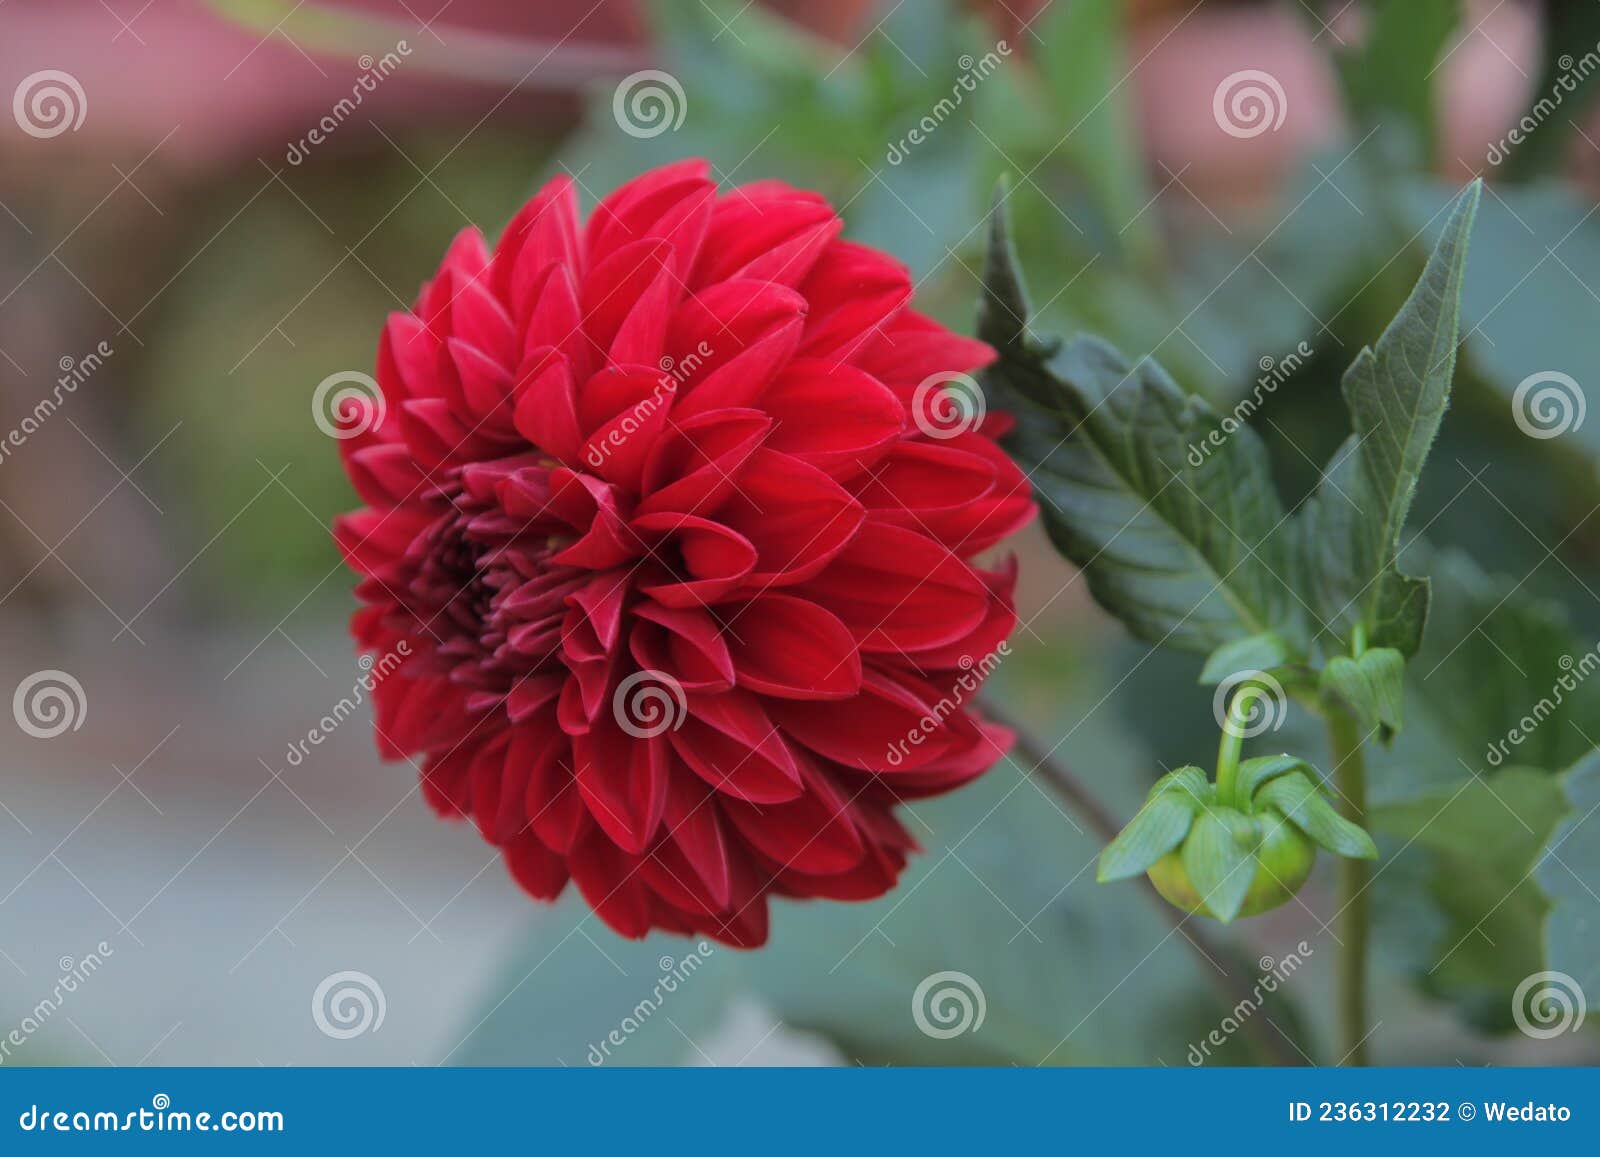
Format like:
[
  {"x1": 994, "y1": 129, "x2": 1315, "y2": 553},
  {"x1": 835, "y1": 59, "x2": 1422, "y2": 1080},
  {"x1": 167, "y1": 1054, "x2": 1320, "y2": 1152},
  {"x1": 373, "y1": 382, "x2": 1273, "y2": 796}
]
[{"x1": 1096, "y1": 754, "x2": 1377, "y2": 922}]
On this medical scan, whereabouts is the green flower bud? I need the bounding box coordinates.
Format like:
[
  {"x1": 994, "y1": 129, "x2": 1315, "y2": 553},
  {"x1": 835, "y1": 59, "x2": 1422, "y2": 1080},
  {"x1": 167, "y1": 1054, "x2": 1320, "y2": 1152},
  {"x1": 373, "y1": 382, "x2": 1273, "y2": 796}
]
[
  {"x1": 1097, "y1": 756, "x2": 1377, "y2": 923},
  {"x1": 1146, "y1": 809, "x2": 1315, "y2": 920}
]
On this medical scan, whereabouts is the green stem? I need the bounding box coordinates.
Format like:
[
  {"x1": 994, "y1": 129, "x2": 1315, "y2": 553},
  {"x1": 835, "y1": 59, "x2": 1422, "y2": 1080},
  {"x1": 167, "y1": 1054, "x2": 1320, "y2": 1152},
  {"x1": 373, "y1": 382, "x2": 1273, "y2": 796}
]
[
  {"x1": 1214, "y1": 686, "x2": 1261, "y2": 808},
  {"x1": 1327, "y1": 709, "x2": 1370, "y2": 1066}
]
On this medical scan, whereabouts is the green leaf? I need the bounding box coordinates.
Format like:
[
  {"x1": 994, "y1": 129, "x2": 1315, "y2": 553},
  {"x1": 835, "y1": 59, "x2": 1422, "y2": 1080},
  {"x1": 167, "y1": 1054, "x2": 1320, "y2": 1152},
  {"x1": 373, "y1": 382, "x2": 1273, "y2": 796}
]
[
  {"x1": 1361, "y1": 553, "x2": 1600, "y2": 1029},
  {"x1": 1538, "y1": 751, "x2": 1600, "y2": 1004},
  {"x1": 1235, "y1": 754, "x2": 1311, "y2": 803},
  {"x1": 1333, "y1": 0, "x2": 1459, "y2": 165},
  {"x1": 1182, "y1": 809, "x2": 1255, "y2": 923},
  {"x1": 1321, "y1": 647, "x2": 1406, "y2": 739},
  {"x1": 1373, "y1": 767, "x2": 1568, "y2": 1030},
  {"x1": 1200, "y1": 633, "x2": 1293, "y2": 685},
  {"x1": 979, "y1": 196, "x2": 1304, "y2": 657},
  {"x1": 1403, "y1": 179, "x2": 1600, "y2": 467},
  {"x1": 1257, "y1": 773, "x2": 1379, "y2": 859},
  {"x1": 1298, "y1": 180, "x2": 1480, "y2": 657},
  {"x1": 1097, "y1": 786, "x2": 1201, "y2": 882},
  {"x1": 1379, "y1": 549, "x2": 1600, "y2": 799},
  {"x1": 1148, "y1": 765, "x2": 1209, "y2": 803}
]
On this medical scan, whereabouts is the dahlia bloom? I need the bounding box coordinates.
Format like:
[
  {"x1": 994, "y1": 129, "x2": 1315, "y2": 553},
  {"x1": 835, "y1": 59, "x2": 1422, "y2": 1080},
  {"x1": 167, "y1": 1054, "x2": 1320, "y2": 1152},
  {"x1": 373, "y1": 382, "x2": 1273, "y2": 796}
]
[{"x1": 332, "y1": 159, "x2": 1033, "y2": 946}]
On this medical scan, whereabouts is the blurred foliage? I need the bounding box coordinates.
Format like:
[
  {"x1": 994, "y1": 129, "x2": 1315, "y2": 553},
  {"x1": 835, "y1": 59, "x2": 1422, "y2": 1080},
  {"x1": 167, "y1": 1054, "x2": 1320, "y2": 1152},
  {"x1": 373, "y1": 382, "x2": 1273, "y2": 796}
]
[{"x1": 1330, "y1": 0, "x2": 1458, "y2": 165}]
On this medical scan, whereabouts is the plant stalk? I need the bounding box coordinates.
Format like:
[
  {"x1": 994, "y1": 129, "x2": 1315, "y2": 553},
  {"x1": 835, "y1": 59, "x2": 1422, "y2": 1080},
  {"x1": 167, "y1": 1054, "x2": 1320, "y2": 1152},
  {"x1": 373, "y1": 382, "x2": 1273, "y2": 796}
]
[
  {"x1": 1214, "y1": 685, "x2": 1262, "y2": 808},
  {"x1": 989, "y1": 701, "x2": 1303, "y2": 1067},
  {"x1": 1327, "y1": 709, "x2": 1370, "y2": 1066}
]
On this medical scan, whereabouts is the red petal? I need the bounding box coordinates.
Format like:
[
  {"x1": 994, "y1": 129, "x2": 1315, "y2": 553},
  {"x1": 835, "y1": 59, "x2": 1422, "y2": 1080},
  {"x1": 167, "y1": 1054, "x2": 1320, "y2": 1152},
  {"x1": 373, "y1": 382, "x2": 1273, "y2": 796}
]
[
  {"x1": 901, "y1": 431, "x2": 1036, "y2": 556},
  {"x1": 672, "y1": 689, "x2": 803, "y2": 803},
  {"x1": 631, "y1": 602, "x2": 736, "y2": 691},
  {"x1": 896, "y1": 561, "x2": 1019, "y2": 672},
  {"x1": 577, "y1": 365, "x2": 676, "y2": 491},
  {"x1": 448, "y1": 337, "x2": 515, "y2": 428},
  {"x1": 494, "y1": 173, "x2": 582, "y2": 316},
  {"x1": 467, "y1": 732, "x2": 520, "y2": 843},
  {"x1": 332, "y1": 506, "x2": 433, "y2": 581},
  {"x1": 660, "y1": 767, "x2": 733, "y2": 907},
  {"x1": 511, "y1": 351, "x2": 582, "y2": 466},
  {"x1": 797, "y1": 522, "x2": 988, "y2": 653},
  {"x1": 512, "y1": 718, "x2": 587, "y2": 854},
  {"x1": 772, "y1": 668, "x2": 954, "y2": 772},
  {"x1": 573, "y1": 718, "x2": 670, "y2": 855},
  {"x1": 633, "y1": 513, "x2": 757, "y2": 606},
  {"x1": 569, "y1": 831, "x2": 652, "y2": 939},
  {"x1": 420, "y1": 744, "x2": 474, "y2": 819},
  {"x1": 379, "y1": 311, "x2": 439, "y2": 404},
  {"x1": 691, "y1": 181, "x2": 841, "y2": 288},
  {"x1": 543, "y1": 470, "x2": 640, "y2": 569},
  {"x1": 520, "y1": 264, "x2": 591, "y2": 381},
  {"x1": 504, "y1": 832, "x2": 569, "y2": 900},
  {"x1": 581, "y1": 238, "x2": 676, "y2": 368},
  {"x1": 506, "y1": 673, "x2": 565, "y2": 723},
  {"x1": 717, "y1": 450, "x2": 865, "y2": 589},
  {"x1": 637, "y1": 408, "x2": 771, "y2": 517},
  {"x1": 585, "y1": 158, "x2": 714, "y2": 280},
  {"x1": 446, "y1": 272, "x2": 517, "y2": 369},
  {"x1": 855, "y1": 307, "x2": 995, "y2": 392},
  {"x1": 344, "y1": 444, "x2": 425, "y2": 507},
  {"x1": 853, "y1": 441, "x2": 995, "y2": 518},
  {"x1": 796, "y1": 240, "x2": 911, "y2": 362},
  {"x1": 398, "y1": 397, "x2": 509, "y2": 471},
  {"x1": 724, "y1": 594, "x2": 861, "y2": 699},
  {"x1": 721, "y1": 757, "x2": 865, "y2": 874},
  {"x1": 761, "y1": 360, "x2": 903, "y2": 478},
  {"x1": 668, "y1": 280, "x2": 806, "y2": 416}
]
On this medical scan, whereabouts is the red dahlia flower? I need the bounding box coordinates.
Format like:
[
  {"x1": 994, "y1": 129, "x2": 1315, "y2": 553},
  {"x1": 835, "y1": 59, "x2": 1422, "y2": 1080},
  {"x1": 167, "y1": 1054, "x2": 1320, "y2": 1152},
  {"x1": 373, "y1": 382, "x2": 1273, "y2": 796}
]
[{"x1": 332, "y1": 159, "x2": 1034, "y2": 947}]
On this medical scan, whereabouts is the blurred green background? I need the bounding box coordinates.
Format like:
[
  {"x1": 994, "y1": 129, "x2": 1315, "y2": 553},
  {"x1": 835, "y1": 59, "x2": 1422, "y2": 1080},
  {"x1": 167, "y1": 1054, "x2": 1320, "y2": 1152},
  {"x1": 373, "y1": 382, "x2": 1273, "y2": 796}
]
[{"x1": 2, "y1": 0, "x2": 1599, "y2": 1066}]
